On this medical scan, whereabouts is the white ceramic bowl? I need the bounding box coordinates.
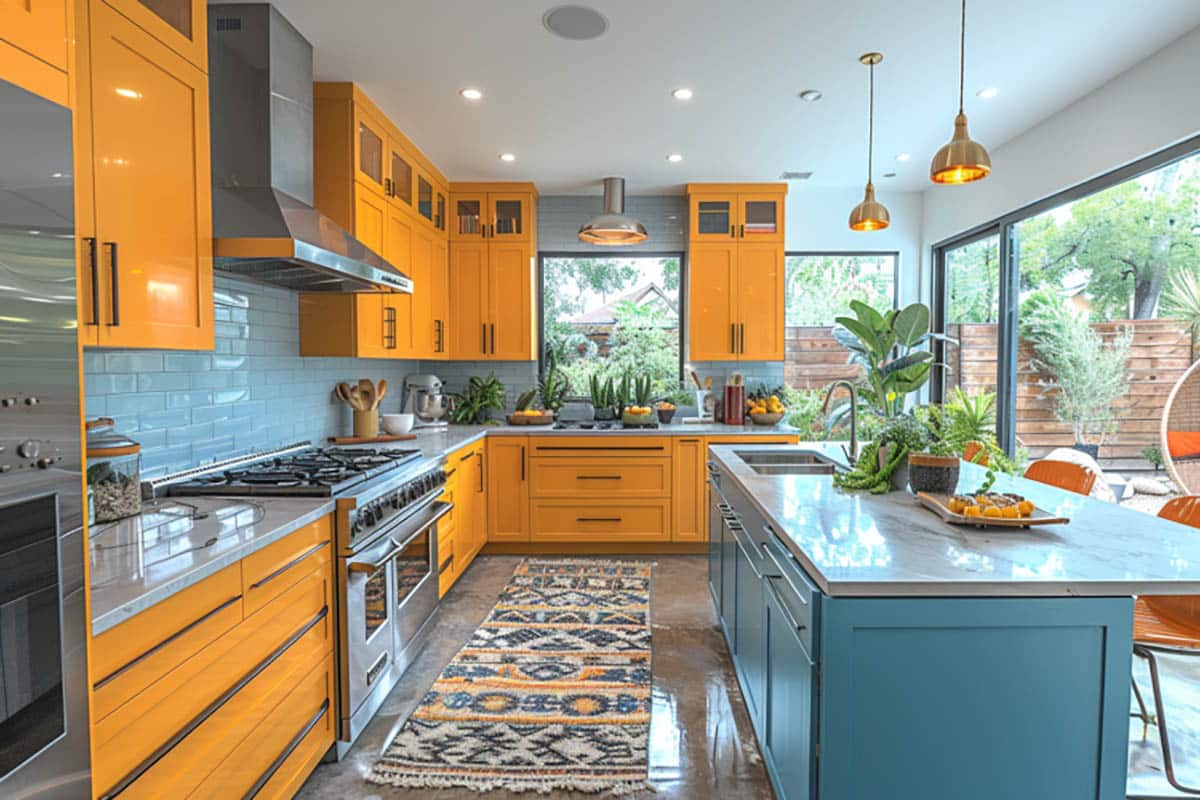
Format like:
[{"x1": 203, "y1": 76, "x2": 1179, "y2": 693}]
[{"x1": 381, "y1": 413, "x2": 414, "y2": 435}]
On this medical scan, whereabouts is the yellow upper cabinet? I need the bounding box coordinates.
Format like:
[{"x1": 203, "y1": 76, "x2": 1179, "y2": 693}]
[
  {"x1": 314, "y1": 82, "x2": 449, "y2": 245},
  {"x1": 450, "y1": 184, "x2": 535, "y2": 244},
  {"x1": 686, "y1": 184, "x2": 786, "y2": 361},
  {"x1": 687, "y1": 184, "x2": 785, "y2": 244},
  {"x1": 0, "y1": 0, "x2": 70, "y2": 104},
  {"x1": 298, "y1": 292, "x2": 410, "y2": 359},
  {"x1": 78, "y1": 0, "x2": 213, "y2": 349},
  {"x1": 104, "y1": 0, "x2": 207, "y2": 72}
]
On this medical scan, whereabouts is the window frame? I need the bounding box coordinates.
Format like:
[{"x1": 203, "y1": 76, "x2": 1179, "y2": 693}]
[
  {"x1": 931, "y1": 133, "x2": 1200, "y2": 455},
  {"x1": 536, "y1": 250, "x2": 688, "y2": 384}
]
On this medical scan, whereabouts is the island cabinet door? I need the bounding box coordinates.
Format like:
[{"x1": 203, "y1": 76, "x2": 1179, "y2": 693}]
[
  {"x1": 732, "y1": 525, "x2": 767, "y2": 730},
  {"x1": 763, "y1": 576, "x2": 816, "y2": 800},
  {"x1": 719, "y1": 513, "x2": 739, "y2": 644},
  {"x1": 816, "y1": 596, "x2": 1133, "y2": 800},
  {"x1": 707, "y1": 474, "x2": 725, "y2": 611}
]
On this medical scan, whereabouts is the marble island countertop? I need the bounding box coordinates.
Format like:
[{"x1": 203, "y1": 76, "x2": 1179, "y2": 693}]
[
  {"x1": 89, "y1": 496, "x2": 334, "y2": 634},
  {"x1": 710, "y1": 443, "x2": 1200, "y2": 598}
]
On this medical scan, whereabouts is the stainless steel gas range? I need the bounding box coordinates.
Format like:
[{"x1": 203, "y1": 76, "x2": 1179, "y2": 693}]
[{"x1": 164, "y1": 443, "x2": 450, "y2": 758}]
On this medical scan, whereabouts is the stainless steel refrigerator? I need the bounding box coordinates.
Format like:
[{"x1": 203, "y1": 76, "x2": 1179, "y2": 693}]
[{"x1": 0, "y1": 77, "x2": 91, "y2": 798}]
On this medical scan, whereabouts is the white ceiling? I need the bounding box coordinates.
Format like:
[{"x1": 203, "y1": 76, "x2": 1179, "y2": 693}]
[{"x1": 247, "y1": 0, "x2": 1200, "y2": 195}]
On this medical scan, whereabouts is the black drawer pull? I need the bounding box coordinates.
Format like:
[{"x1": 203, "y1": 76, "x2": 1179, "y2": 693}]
[
  {"x1": 105, "y1": 241, "x2": 120, "y2": 326},
  {"x1": 93, "y1": 594, "x2": 243, "y2": 691},
  {"x1": 242, "y1": 698, "x2": 330, "y2": 800},
  {"x1": 537, "y1": 446, "x2": 664, "y2": 452},
  {"x1": 84, "y1": 236, "x2": 100, "y2": 325},
  {"x1": 439, "y1": 553, "x2": 454, "y2": 574},
  {"x1": 765, "y1": 575, "x2": 808, "y2": 634},
  {"x1": 576, "y1": 475, "x2": 622, "y2": 480},
  {"x1": 249, "y1": 541, "x2": 329, "y2": 591},
  {"x1": 577, "y1": 517, "x2": 622, "y2": 523},
  {"x1": 99, "y1": 605, "x2": 328, "y2": 799}
]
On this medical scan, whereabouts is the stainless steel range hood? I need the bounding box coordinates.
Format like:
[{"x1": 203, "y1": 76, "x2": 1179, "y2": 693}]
[{"x1": 208, "y1": 4, "x2": 411, "y2": 293}]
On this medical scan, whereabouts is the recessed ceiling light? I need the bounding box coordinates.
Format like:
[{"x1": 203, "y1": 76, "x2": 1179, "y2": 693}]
[
  {"x1": 667, "y1": 153, "x2": 683, "y2": 163},
  {"x1": 671, "y1": 87, "x2": 694, "y2": 101},
  {"x1": 798, "y1": 89, "x2": 823, "y2": 102},
  {"x1": 499, "y1": 153, "x2": 516, "y2": 162},
  {"x1": 976, "y1": 86, "x2": 999, "y2": 99},
  {"x1": 543, "y1": 5, "x2": 608, "y2": 40},
  {"x1": 459, "y1": 87, "x2": 483, "y2": 101},
  {"x1": 895, "y1": 153, "x2": 911, "y2": 162}
]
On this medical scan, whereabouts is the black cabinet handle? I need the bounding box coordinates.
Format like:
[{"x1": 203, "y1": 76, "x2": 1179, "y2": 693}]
[
  {"x1": 730, "y1": 324, "x2": 736, "y2": 353},
  {"x1": 520, "y1": 446, "x2": 526, "y2": 481},
  {"x1": 729, "y1": 224, "x2": 735, "y2": 238},
  {"x1": 435, "y1": 319, "x2": 444, "y2": 352},
  {"x1": 765, "y1": 575, "x2": 808, "y2": 633},
  {"x1": 84, "y1": 237, "x2": 99, "y2": 325},
  {"x1": 242, "y1": 699, "x2": 330, "y2": 800},
  {"x1": 384, "y1": 177, "x2": 392, "y2": 197},
  {"x1": 481, "y1": 323, "x2": 486, "y2": 353},
  {"x1": 249, "y1": 541, "x2": 329, "y2": 590},
  {"x1": 739, "y1": 323, "x2": 745, "y2": 354},
  {"x1": 740, "y1": 223, "x2": 745, "y2": 238},
  {"x1": 383, "y1": 306, "x2": 397, "y2": 349},
  {"x1": 577, "y1": 517, "x2": 622, "y2": 523},
  {"x1": 490, "y1": 323, "x2": 495, "y2": 354},
  {"x1": 105, "y1": 241, "x2": 120, "y2": 326},
  {"x1": 489, "y1": 222, "x2": 494, "y2": 238},
  {"x1": 576, "y1": 475, "x2": 622, "y2": 480}
]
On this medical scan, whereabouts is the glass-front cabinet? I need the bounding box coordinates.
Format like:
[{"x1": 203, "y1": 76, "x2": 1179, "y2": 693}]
[
  {"x1": 417, "y1": 174, "x2": 434, "y2": 225},
  {"x1": 489, "y1": 194, "x2": 529, "y2": 241},
  {"x1": 354, "y1": 107, "x2": 387, "y2": 197},
  {"x1": 109, "y1": 0, "x2": 207, "y2": 69},
  {"x1": 690, "y1": 194, "x2": 736, "y2": 241},
  {"x1": 435, "y1": 192, "x2": 446, "y2": 232},
  {"x1": 452, "y1": 194, "x2": 486, "y2": 240},
  {"x1": 389, "y1": 148, "x2": 413, "y2": 207},
  {"x1": 739, "y1": 194, "x2": 783, "y2": 242},
  {"x1": 689, "y1": 190, "x2": 785, "y2": 242}
]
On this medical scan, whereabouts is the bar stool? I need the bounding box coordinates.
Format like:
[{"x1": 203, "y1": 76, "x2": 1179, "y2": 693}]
[
  {"x1": 1023, "y1": 459, "x2": 1097, "y2": 496},
  {"x1": 1132, "y1": 495, "x2": 1200, "y2": 794}
]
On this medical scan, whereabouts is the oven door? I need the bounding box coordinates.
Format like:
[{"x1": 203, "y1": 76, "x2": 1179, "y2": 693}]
[
  {"x1": 343, "y1": 531, "x2": 400, "y2": 730},
  {"x1": 391, "y1": 501, "x2": 451, "y2": 671}
]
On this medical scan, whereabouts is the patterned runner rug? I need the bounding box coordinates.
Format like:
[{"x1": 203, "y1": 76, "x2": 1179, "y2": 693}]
[{"x1": 368, "y1": 558, "x2": 654, "y2": 795}]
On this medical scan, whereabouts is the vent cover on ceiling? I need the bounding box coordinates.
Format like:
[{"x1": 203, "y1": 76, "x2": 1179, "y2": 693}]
[
  {"x1": 215, "y1": 16, "x2": 241, "y2": 31},
  {"x1": 543, "y1": 5, "x2": 609, "y2": 40},
  {"x1": 780, "y1": 171, "x2": 813, "y2": 180}
]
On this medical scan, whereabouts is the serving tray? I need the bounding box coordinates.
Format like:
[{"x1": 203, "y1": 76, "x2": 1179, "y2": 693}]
[{"x1": 915, "y1": 492, "x2": 1070, "y2": 529}]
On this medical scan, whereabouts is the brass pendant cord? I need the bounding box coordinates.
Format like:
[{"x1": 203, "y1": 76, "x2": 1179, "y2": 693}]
[
  {"x1": 867, "y1": 59, "x2": 875, "y2": 184},
  {"x1": 957, "y1": 0, "x2": 966, "y2": 114}
]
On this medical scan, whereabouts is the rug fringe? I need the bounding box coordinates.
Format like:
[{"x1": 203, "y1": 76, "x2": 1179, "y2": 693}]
[{"x1": 366, "y1": 770, "x2": 656, "y2": 795}]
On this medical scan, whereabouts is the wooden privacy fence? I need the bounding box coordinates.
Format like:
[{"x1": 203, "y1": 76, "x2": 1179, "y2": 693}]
[{"x1": 786, "y1": 321, "x2": 1196, "y2": 466}]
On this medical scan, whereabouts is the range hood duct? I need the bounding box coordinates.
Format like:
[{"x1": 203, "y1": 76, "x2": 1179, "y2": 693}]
[
  {"x1": 578, "y1": 177, "x2": 648, "y2": 246},
  {"x1": 207, "y1": 4, "x2": 411, "y2": 293}
]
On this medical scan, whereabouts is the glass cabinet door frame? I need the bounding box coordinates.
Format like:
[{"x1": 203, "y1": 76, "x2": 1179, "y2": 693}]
[
  {"x1": 689, "y1": 193, "x2": 738, "y2": 242},
  {"x1": 106, "y1": 0, "x2": 207, "y2": 69},
  {"x1": 450, "y1": 192, "x2": 488, "y2": 242},
  {"x1": 387, "y1": 144, "x2": 414, "y2": 209},
  {"x1": 737, "y1": 193, "x2": 785, "y2": 242},
  {"x1": 352, "y1": 104, "x2": 388, "y2": 198},
  {"x1": 486, "y1": 193, "x2": 530, "y2": 242}
]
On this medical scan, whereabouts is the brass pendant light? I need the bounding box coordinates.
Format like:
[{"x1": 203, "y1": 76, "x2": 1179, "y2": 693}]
[
  {"x1": 849, "y1": 52, "x2": 889, "y2": 232},
  {"x1": 930, "y1": 0, "x2": 991, "y2": 184}
]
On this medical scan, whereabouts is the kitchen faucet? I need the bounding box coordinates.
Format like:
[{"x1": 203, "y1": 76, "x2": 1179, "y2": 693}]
[{"x1": 821, "y1": 380, "x2": 858, "y2": 466}]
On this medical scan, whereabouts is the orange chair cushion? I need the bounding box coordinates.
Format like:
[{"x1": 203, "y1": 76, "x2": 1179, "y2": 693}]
[
  {"x1": 1134, "y1": 596, "x2": 1200, "y2": 649},
  {"x1": 1023, "y1": 460, "x2": 1097, "y2": 496},
  {"x1": 1167, "y1": 431, "x2": 1200, "y2": 460}
]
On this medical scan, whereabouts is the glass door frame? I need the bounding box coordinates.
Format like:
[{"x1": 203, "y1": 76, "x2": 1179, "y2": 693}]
[{"x1": 931, "y1": 132, "x2": 1200, "y2": 456}]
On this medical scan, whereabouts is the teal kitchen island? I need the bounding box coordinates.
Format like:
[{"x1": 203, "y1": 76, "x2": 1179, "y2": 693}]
[{"x1": 707, "y1": 444, "x2": 1197, "y2": 800}]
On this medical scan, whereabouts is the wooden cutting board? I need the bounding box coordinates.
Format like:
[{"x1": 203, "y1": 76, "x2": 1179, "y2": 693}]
[
  {"x1": 916, "y1": 492, "x2": 1070, "y2": 529},
  {"x1": 327, "y1": 434, "x2": 418, "y2": 444}
]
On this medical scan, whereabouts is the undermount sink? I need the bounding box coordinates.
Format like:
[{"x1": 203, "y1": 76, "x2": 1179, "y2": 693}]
[{"x1": 734, "y1": 449, "x2": 840, "y2": 476}]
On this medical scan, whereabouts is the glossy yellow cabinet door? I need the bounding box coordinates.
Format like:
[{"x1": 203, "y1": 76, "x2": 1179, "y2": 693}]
[
  {"x1": 449, "y1": 242, "x2": 488, "y2": 359},
  {"x1": 488, "y1": 193, "x2": 531, "y2": 242},
  {"x1": 488, "y1": 242, "x2": 533, "y2": 360},
  {"x1": 354, "y1": 183, "x2": 387, "y2": 257},
  {"x1": 429, "y1": 237, "x2": 449, "y2": 358},
  {"x1": 387, "y1": 144, "x2": 413, "y2": 209},
  {"x1": 687, "y1": 243, "x2": 738, "y2": 361},
  {"x1": 672, "y1": 437, "x2": 706, "y2": 542},
  {"x1": 353, "y1": 104, "x2": 388, "y2": 199},
  {"x1": 104, "y1": 0, "x2": 206, "y2": 71},
  {"x1": 409, "y1": 227, "x2": 436, "y2": 358},
  {"x1": 450, "y1": 192, "x2": 487, "y2": 242},
  {"x1": 1, "y1": 0, "x2": 69, "y2": 75},
  {"x1": 737, "y1": 243, "x2": 784, "y2": 360},
  {"x1": 89, "y1": 0, "x2": 213, "y2": 350},
  {"x1": 689, "y1": 194, "x2": 738, "y2": 242},
  {"x1": 488, "y1": 439, "x2": 529, "y2": 542}
]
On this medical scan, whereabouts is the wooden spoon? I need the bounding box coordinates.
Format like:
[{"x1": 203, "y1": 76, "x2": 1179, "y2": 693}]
[
  {"x1": 347, "y1": 385, "x2": 366, "y2": 411},
  {"x1": 376, "y1": 379, "x2": 388, "y2": 410},
  {"x1": 357, "y1": 379, "x2": 376, "y2": 411},
  {"x1": 335, "y1": 382, "x2": 353, "y2": 407}
]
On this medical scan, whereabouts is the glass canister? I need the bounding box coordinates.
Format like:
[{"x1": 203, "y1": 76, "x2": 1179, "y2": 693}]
[{"x1": 86, "y1": 418, "x2": 143, "y2": 523}]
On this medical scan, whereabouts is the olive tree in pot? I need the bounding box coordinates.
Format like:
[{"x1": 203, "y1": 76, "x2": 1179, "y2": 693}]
[{"x1": 1020, "y1": 291, "x2": 1132, "y2": 459}]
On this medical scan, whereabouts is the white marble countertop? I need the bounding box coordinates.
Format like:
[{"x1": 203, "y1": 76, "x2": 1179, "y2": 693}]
[
  {"x1": 89, "y1": 496, "x2": 334, "y2": 634},
  {"x1": 88, "y1": 423, "x2": 798, "y2": 631},
  {"x1": 710, "y1": 443, "x2": 1200, "y2": 598}
]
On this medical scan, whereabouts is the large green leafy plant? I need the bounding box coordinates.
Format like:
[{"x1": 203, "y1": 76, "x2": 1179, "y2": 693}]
[
  {"x1": 832, "y1": 301, "x2": 946, "y2": 419},
  {"x1": 449, "y1": 374, "x2": 506, "y2": 424}
]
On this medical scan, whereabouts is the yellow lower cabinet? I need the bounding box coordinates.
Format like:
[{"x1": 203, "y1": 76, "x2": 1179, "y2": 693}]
[
  {"x1": 672, "y1": 437, "x2": 706, "y2": 542},
  {"x1": 437, "y1": 523, "x2": 456, "y2": 597},
  {"x1": 530, "y1": 458, "x2": 670, "y2": 498},
  {"x1": 530, "y1": 500, "x2": 671, "y2": 542},
  {"x1": 487, "y1": 438, "x2": 530, "y2": 542}
]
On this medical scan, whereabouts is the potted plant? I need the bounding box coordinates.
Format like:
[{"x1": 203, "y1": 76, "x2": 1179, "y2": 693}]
[
  {"x1": 1020, "y1": 291, "x2": 1132, "y2": 459},
  {"x1": 835, "y1": 413, "x2": 929, "y2": 494},
  {"x1": 907, "y1": 406, "x2": 961, "y2": 495},
  {"x1": 449, "y1": 374, "x2": 506, "y2": 424},
  {"x1": 621, "y1": 374, "x2": 655, "y2": 427},
  {"x1": 590, "y1": 374, "x2": 618, "y2": 421},
  {"x1": 537, "y1": 353, "x2": 570, "y2": 415}
]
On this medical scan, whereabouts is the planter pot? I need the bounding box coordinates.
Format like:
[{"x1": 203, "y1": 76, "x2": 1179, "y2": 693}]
[
  {"x1": 1072, "y1": 443, "x2": 1100, "y2": 460},
  {"x1": 594, "y1": 408, "x2": 617, "y2": 422},
  {"x1": 908, "y1": 453, "x2": 961, "y2": 495}
]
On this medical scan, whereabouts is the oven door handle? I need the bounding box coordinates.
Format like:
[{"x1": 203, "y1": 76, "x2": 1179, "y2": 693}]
[{"x1": 348, "y1": 501, "x2": 453, "y2": 573}]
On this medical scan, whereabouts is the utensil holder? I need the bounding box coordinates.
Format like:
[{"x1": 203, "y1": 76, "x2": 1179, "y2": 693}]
[{"x1": 353, "y1": 409, "x2": 378, "y2": 438}]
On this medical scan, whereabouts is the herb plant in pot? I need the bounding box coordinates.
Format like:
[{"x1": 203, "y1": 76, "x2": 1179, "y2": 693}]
[
  {"x1": 906, "y1": 405, "x2": 961, "y2": 495},
  {"x1": 449, "y1": 374, "x2": 506, "y2": 425}
]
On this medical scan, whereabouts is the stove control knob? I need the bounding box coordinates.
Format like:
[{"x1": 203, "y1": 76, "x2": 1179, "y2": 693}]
[
  {"x1": 362, "y1": 507, "x2": 376, "y2": 527},
  {"x1": 350, "y1": 518, "x2": 362, "y2": 536},
  {"x1": 390, "y1": 493, "x2": 401, "y2": 509},
  {"x1": 17, "y1": 440, "x2": 39, "y2": 459}
]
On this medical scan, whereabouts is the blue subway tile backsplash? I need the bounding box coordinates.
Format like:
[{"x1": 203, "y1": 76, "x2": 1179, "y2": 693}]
[{"x1": 84, "y1": 275, "x2": 419, "y2": 479}]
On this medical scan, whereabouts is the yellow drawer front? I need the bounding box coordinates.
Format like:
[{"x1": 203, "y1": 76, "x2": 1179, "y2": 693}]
[
  {"x1": 91, "y1": 564, "x2": 243, "y2": 723},
  {"x1": 529, "y1": 436, "x2": 671, "y2": 457},
  {"x1": 531, "y1": 500, "x2": 671, "y2": 542},
  {"x1": 241, "y1": 516, "x2": 333, "y2": 616},
  {"x1": 438, "y1": 531, "x2": 456, "y2": 597},
  {"x1": 188, "y1": 657, "x2": 334, "y2": 800},
  {"x1": 92, "y1": 567, "x2": 332, "y2": 798},
  {"x1": 529, "y1": 458, "x2": 670, "y2": 498}
]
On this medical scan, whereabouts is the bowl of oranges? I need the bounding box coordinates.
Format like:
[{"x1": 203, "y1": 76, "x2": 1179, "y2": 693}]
[
  {"x1": 748, "y1": 394, "x2": 786, "y2": 426},
  {"x1": 621, "y1": 405, "x2": 656, "y2": 427},
  {"x1": 507, "y1": 408, "x2": 555, "y2": 426},
  {"x1": 656, "y1": 401, "x2": 676, "y2": 424}
]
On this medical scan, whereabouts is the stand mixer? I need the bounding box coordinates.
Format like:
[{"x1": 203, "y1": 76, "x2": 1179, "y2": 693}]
[{"x1": 402, "y1": 374, "x2": 450, "y2": 428}]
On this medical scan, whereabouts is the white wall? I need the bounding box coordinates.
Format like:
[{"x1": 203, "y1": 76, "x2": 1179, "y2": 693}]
[
  {"x1": 785, "y1": 187, "x2": 925, "y2": 306},
  {"x1": 921, "y1": 26, "x2": 1200, "y2": 259}
]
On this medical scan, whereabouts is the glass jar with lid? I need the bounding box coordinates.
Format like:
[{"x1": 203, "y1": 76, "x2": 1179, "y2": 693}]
[{"x1": 86, "y1": 418, "x2": 143, "y2": 523}]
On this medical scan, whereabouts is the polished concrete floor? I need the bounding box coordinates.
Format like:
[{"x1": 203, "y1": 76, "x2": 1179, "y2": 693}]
[
  {"x1": 297, "y1": 555, "x2": 773, "y2": 800},
  {"x1": 298, "y1": 555, "x2": 1200, "y2": 799}
]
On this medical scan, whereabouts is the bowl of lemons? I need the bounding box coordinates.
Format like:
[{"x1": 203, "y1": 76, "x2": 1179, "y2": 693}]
[{"x1": 748, "y1": 394, "x2": 786, "y2": 426}]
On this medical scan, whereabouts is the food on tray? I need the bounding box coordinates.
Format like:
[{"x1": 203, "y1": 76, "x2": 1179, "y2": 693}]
[
  {"x1": 624, "y1": 406, "x2": 653, "y2": 416},
  {"x1": 513, "y1": 408, "x2": 550, "y2": 416},
  {"x1": 947, "y1": 492, "x2": 1036, "y2": 519}
]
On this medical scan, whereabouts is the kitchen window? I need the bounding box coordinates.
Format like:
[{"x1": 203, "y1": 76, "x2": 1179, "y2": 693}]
[
  {"x1": 783, "y1": 252, "x2": 898, "y2": 390},
  {"x1": 932, "y1": 135, "x2": 1200, "y2": 466},
  {"x1": 539, "y1": 254, "x2": 684, "y2": 400}
]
